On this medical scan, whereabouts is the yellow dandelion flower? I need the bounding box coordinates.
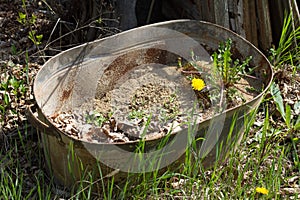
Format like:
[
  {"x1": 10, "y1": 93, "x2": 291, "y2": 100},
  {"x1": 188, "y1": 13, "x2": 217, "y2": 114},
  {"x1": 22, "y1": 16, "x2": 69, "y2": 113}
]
[
  {"x1": 255, "y1": 187, "x2": 269, "y2": 195},
  {"x1": 191, "y1": 78, "x2": 206, "y2": 91}
]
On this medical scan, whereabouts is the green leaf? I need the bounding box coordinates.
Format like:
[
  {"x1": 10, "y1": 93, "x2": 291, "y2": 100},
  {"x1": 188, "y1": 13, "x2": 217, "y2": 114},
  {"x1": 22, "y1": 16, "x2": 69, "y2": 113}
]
[
  {"x1": 36, "y1": 34, "x2": 43, "y2": 42},
  {"x1": 9, "y1": 77, "x2": 21, "y2": 89},
  {"x1": 270, "y1": 83, "x2": 286, "y2": 121},
  {"x1": 28, "y1": 30, "x2": 41, "y2": 45},
  {"x1": 0, "y1": 105, "x2": 5, "y2": 116},
  {"x1": 11, "y1": 44, "x2": 17, "y2": 55},
  {"x1": 30, "y1": 13, "x2": 37, "y2": 25},
  {"x1": 0, "y1": 82, "x2": 8, "y2": 90},
  {"x1": 28, "y1": 30, "x2": 36, "y2": 42},
  {"x1": 4, "y1": 93, "x2": 9, "y2": 105},
  {"x1": 19, "y1": 84, "x2": 26, "y2": 94},
  {"x1": 17, "y1": 12, "x2": 26, "y2": 24},
  {"x1": 285, "y1": 104, "x2": 291, "y2": 128},
  {"x1": 294, "y1": 101, "x2": 300, "y2": 115},
  {"x1": 96, "y1": 17, "x2": 102, "y2": 24}
]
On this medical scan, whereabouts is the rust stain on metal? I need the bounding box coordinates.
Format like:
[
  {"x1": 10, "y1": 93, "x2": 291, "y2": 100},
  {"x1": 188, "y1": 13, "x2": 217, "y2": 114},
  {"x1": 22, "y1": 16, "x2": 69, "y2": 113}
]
[
  {"x1": 53, "y1": 83, "x2": 74, "y2": 114},
  {"x1": 95, "y1": 47, "x2": 167, "y2": 99},
  {"x1": 61, "y1": 88, "x2": 72, "y2": 102}
]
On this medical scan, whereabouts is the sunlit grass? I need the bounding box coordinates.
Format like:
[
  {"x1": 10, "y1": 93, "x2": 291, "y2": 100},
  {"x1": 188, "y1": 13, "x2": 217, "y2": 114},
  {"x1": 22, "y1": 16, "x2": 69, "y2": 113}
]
[{"x1": 270, "y1": 13, "x2": 300, "y2": 70}]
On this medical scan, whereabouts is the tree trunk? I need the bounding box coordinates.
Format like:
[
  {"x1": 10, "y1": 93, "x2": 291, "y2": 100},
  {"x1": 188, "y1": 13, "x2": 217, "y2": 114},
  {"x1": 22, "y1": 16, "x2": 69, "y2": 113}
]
[
  {"x1": 48, "y1": 0, "x2": 299, "y2": 51},
  {"x1": 162, "y1": 0, "x2": 299, "y2": 52}
]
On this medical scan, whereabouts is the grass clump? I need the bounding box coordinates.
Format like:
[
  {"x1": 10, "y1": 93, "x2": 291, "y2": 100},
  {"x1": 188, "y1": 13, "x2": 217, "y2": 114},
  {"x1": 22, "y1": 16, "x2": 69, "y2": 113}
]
[
  {"x1": 269, "y1": 13, "x2": 300, "y2": 71},
  {"x1": 212, "y1": 39, "x2": 252, "y2": 87}
]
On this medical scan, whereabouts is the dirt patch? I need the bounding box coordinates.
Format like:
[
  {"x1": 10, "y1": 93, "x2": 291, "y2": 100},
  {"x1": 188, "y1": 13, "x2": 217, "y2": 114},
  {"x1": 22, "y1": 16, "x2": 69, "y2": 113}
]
[
  {"x1": 49, "y1": 64, "x2": 201, "y2": 143},
  {"x1": 129, "y1": 82, "x2": 180, "y2": 116},
  {"x1": 48, "y1": 61, "x2": 259, "y2": 144}
]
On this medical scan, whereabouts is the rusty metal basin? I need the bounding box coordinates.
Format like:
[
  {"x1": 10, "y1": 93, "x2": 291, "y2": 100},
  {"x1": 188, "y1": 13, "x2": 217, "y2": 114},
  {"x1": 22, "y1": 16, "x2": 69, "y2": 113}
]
[{"x1": 27, "y1": 20, "x2": 273, "y2": 187}]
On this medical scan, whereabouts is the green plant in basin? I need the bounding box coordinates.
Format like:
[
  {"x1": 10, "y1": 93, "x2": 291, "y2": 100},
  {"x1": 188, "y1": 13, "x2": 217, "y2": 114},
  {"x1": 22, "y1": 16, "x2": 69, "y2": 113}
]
[{"x1": 212, "y1": 39, "x2": 252, "y2": 87}]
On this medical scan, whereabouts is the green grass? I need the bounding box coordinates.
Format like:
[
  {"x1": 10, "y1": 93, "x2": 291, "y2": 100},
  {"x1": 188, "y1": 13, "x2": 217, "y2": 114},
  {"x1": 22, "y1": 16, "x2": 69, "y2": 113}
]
[
  {"x1": 1, "y1": 98, "x2": 299, "y2": 199},
  {"x1": 0, "y1": 12, "x2": 300, "y2": 200},
  {"x1": 270, "y1": 13, "x2": 300, "y2": 70}
]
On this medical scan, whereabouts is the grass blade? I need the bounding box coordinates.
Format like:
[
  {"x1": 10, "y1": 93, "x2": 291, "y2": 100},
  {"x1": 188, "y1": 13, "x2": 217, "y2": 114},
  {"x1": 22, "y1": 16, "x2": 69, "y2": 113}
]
[{"x1": 285, "y1": 104, "x2": 291, "y2": 128}]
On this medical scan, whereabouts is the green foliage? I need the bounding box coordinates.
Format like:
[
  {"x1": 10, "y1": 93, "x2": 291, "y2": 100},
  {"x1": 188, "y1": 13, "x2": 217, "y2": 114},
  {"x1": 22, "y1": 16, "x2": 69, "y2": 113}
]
[
  {"x1": 17, "y1": 12, "x2": 27, "y2": 24},
  {"x1": 0, "y1": 67, "x2": 27, "y2": 117},
  {"x1": 270, "y1": 83, "x2": 285, "y2": 121},
  {"x1": 269, "y1": 13, "x2": 300, "y2": 70},
  {"x1": 10, "y1": 44, "x2": 21, "y2": 55},
  {"x1": 212, "y1": 39, "x2": 252, "y2": 86},
  {"x1": 17, "y1": 12, "x2": 37, "y2": 25},
  {"x1": 85, "y1": 111, "x2": 108, "y2": 127},
  {"x1": 16, "y1": 0, "x2": 43, "y2": 46},
  {"x1": 96, "y1": 17, "x2": 103, "y2": 25},
  {"x1": 226, "y1": 87, "x2": 246, "y2": 103},
  {"x1": 183, "y1": 39, "x2": 254, "y2": 111},
  {"x1": 270, "y1": 82, "x2": 300, "y2": 132},
  {"x1": 128, "y1": 109, "x2": 146, "y2": 120},
  {"x1": 28, "y1": 30, "x2": 43, "y2": 45}
]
